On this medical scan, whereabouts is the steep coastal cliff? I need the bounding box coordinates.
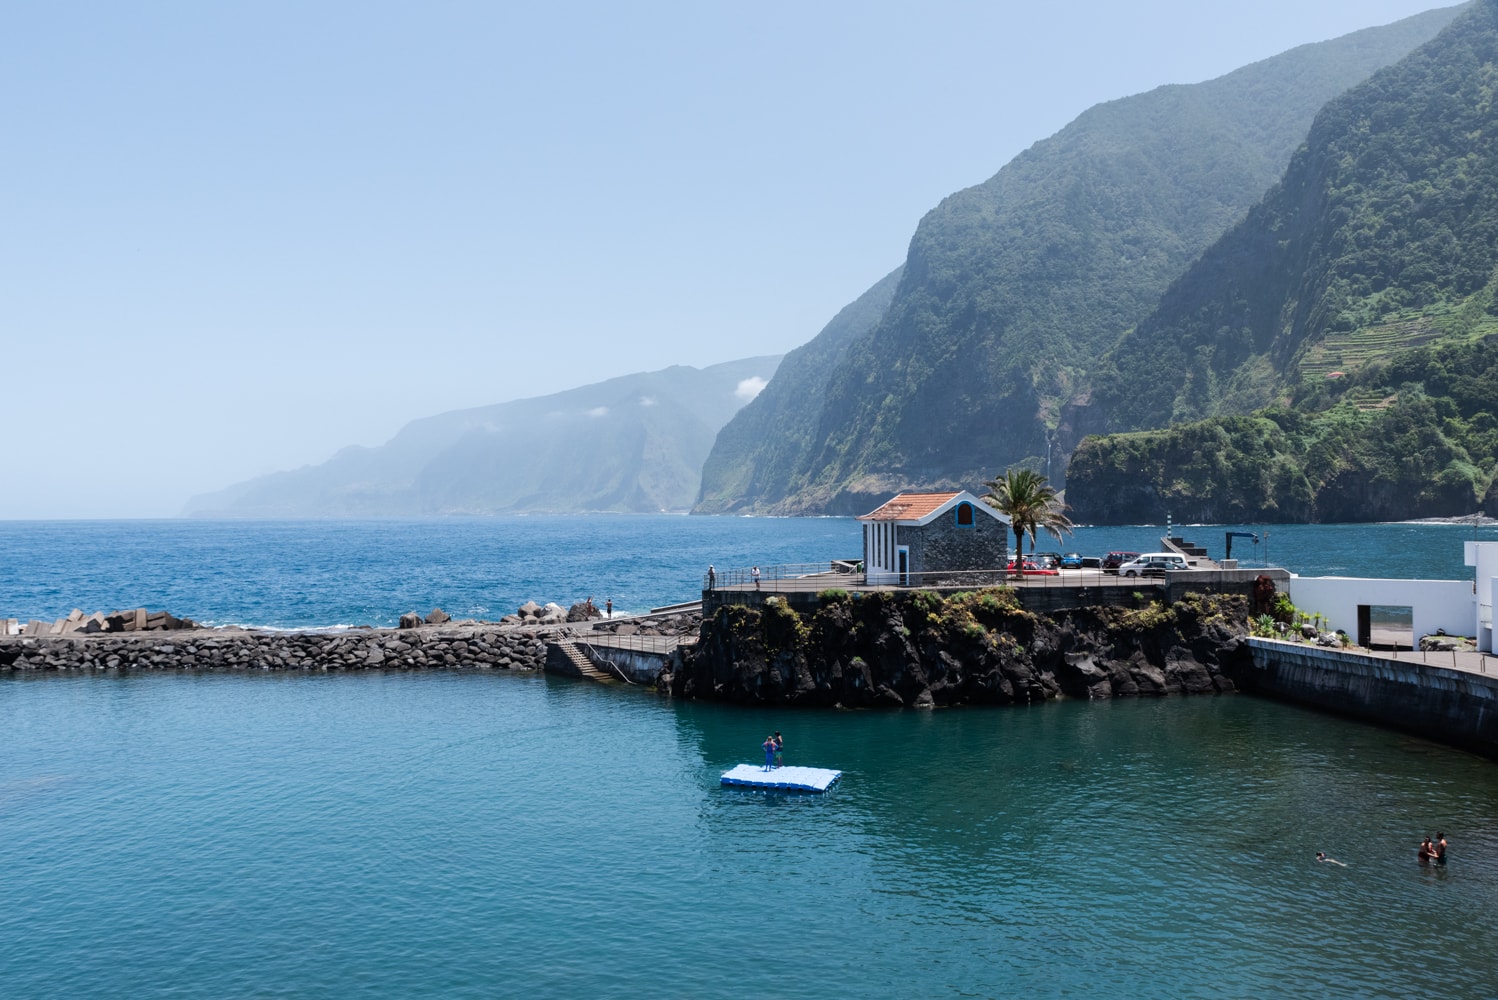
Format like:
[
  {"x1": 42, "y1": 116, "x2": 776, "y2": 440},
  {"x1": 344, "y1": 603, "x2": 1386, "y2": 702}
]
[{"x1": 669, "y1": 589, "x2": 1251, "y2": 707}]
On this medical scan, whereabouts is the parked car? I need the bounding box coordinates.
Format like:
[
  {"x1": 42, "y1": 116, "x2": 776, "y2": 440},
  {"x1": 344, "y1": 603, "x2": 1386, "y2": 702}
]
[
  {"x1": 1117, "y1": 553, "x2": 1189, "y2": 578},
  {"x1": 1060, "y1": 553, "x2": 1084, "y2": 569},
  {"x1": 1006, "y1": 560, "x2": 1059, "y2": 576},
  {"x1": 1031, "y1": 552, "x2": 1062, "y2": 570},
  {"x1": 1102, "y1": 551, "x2": 1140, "y2": 573}
]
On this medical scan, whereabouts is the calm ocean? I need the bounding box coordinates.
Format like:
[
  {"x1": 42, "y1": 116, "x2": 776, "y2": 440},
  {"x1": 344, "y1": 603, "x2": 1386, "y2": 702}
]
[
  {"x1": 0, "y1": 516, "x2": 1490, "y2": 628},
  {"x1": 4, "y1": 517, "x2": 1498, "y2": 997}
]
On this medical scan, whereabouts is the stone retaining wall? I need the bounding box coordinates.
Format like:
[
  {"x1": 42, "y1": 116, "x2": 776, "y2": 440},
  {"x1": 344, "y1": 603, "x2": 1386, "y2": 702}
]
[
  {"x1": 1244, "y1": 637, "x2": 1498, "y2": 758},
  {"x1": 0, "y1": 624, "x2": 548, "y2": 674}
]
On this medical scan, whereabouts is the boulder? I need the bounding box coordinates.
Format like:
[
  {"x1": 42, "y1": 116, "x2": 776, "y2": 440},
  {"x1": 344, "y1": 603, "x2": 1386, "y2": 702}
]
[
  {"x1": 425, "y1": 608, "x2": 451, "y2": 625},
  {"x1": 518, "y1": 601, "x2": 542, "y2": 618},
  {"x1": 567, "y1": 600, "x2": 602, "y2": 623},
  {"x1": 399, "y1": 612, "x2": 423, "y2": 629}
]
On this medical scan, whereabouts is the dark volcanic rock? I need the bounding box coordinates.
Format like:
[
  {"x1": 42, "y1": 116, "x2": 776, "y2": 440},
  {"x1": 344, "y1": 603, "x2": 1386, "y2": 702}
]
[
  {"x1": 674, "y1": 590, "x2": 1252, "y2": 708},
  {"x1": 1, "y1": 622, "x2": 551, "y2": 674}
]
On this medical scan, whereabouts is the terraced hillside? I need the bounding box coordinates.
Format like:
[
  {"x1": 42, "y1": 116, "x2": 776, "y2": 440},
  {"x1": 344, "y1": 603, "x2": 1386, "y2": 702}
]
[{"x1": 1296, "y1": 319, "x2": 1446, "y2": 380}]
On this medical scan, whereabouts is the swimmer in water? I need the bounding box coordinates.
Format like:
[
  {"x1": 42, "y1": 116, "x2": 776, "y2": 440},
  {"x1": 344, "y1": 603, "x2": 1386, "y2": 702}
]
[{"x1": 1316, "y1": 851, "x2": 1348, "y2": 867}]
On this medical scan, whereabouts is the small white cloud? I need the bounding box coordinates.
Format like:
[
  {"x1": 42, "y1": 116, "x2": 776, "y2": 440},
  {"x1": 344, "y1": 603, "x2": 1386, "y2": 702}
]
[
  {"x1": 586, "y1": 406, "x2": 609, "y2": 418},
  {"x1": 735, "y1": 376, "x2": 768, "y2": 401},
  {"x1": 639, "y1": 396, "x2": 657, "y2": 407}
]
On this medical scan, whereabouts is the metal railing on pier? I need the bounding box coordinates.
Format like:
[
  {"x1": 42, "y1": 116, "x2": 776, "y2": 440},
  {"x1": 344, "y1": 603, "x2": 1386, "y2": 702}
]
[
  {"x1": 572, "y1": 636, "x2": 636, "y2": 684},
  {"x1": 699, "y1": 564, "x2": 1280, "y2": 612},
  {"x1": 705, "y1": 564, "x2": 1269, "y2": 594},
  {"x1": 705, "y1": 561, "x2": 861, "y2": 592},
  {"x1": 571, "y1": 627, "x2": 696, "y2": 656}
]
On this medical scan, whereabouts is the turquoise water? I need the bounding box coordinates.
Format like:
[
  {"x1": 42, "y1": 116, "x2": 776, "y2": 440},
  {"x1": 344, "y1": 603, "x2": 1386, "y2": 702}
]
[
  {"x1": 1, "y1": 517, "x2": 1492, "y2": 628},
  {"x1": 4, "y1": 672, "x2": 1497, "y2": 998},
  {"x1": 6, "y1": 517, "x2": 1498, "y2": 996}
]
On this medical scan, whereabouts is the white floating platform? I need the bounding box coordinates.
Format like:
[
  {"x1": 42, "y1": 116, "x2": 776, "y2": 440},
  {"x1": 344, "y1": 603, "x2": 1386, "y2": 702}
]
[{"x1": 720, "y1": 764, "x2": 842, "y2": 793}]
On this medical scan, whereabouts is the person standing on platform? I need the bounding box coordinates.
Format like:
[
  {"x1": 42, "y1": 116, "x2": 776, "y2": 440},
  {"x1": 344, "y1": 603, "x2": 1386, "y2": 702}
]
[
  {"x1": 605, "y1": 598, "x2": 612, "y2": 619},
  {"x1": 762, "y1": 735, "x2": 776, "y2": 771},
  {"x1": 752, "y1": 566, "x2": 761, "y2": 590},
  {"x1": 773, "y1": 731, "x2": 784, "y2": 769},
  {"x1": 707, "y1": 565, "x2": 716, "y2": 591}
]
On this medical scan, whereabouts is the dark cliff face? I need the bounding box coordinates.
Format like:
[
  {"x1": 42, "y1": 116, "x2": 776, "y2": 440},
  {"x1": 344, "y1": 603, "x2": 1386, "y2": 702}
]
[{"x1": 670, "y1": 590, "x2": 1252, "y2": 708}]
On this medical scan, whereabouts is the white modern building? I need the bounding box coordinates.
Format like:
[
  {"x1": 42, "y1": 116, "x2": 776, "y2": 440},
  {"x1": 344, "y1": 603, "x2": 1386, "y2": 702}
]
[{"x1": 1279, "y1": 540, "x2": 1498, "y2": 650}]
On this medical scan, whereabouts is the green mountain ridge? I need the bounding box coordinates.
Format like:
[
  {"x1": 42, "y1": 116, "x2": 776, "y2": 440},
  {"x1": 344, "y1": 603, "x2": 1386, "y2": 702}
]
[
  {"x1": 691, "y1": 5, "x2": 1464, "y2": 517},
  {"x1": 1068, "y1": 0, "x2": 1498, "y2": 523}
]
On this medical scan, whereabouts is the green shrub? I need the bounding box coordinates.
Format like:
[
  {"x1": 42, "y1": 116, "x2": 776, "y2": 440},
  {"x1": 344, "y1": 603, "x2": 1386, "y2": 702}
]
[
  {"x1": 1119, "y1": 600, "x2": 1174, "y2": 632},
  {"x1": 904, "y1": 590, "x2": 945, "y2": 631},
  {"x1": 761, "y1": 598, "x2": 808, "y2": 651}
]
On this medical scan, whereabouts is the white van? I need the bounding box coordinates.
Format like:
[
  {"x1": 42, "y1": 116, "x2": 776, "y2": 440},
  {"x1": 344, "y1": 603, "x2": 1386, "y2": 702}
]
[{"x1": 1117, "y1": 553, "x2": 1189, "y2": 578}]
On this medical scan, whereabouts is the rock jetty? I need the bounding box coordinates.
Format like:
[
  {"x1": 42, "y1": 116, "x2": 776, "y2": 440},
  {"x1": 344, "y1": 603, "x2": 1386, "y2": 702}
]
[
  {"x1": 0, "y1": 597, "x2": 687, "y2": 675},
  {"x1": 0, "y1": 622, "x2": 549, "y2": 674}
]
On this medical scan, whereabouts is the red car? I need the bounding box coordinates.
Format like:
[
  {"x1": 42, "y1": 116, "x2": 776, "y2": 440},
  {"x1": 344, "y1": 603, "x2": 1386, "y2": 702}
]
[
  {"x1": 1102, "y1": 551, "x2": 1140, "y2": 574},
  {"x1": 1007, "y1": 559, "x2": 1059, "y2": 576}
]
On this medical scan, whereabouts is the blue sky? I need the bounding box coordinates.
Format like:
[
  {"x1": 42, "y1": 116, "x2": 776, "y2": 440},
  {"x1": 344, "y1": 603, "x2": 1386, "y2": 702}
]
[{"x1": 1, "y1": 1, "x2": 1457, "y2": 517}]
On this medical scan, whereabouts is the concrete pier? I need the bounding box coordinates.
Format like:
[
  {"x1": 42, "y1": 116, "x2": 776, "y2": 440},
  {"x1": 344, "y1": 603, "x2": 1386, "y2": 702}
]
[{"x1": 1245, "y1": 637, "x2": 1498, "y2": 758}]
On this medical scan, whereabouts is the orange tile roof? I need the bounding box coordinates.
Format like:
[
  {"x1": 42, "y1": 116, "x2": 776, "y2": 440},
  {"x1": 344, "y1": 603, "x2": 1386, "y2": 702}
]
[{"x1": 858, "y1": 491, "x2": 962, "y2": 521}]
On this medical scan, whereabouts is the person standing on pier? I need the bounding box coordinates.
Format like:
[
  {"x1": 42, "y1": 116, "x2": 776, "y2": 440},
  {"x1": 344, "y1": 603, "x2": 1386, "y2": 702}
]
[
  {"x1": 752, "y1": 566, "x2": 761, "y2": 590},
  {"x1": 707, "y1": 565, "x2": 716, "y2": 591}
]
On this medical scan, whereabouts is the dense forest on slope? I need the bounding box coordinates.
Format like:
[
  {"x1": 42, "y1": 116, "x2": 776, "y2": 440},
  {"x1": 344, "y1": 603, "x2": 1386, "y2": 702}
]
[
  {"x1": 183, "y1": 358, "x2": 780, "y2": 517},
  {"x1": 1068, "y1": 336, "x2": 1498, "y2": 523},
  {"x1": 1098, "y1": 0, "x2": 1498, "y2": 431},
  {"x1": 1068, "y1": 0, "x2": 1498, "y2": 524},
  {"x1": 692, "y1": 6, "x2": 1463, "y2": 517},
  {"x1": 694, "y1": 267, "x2": 902, "y2": 513}
]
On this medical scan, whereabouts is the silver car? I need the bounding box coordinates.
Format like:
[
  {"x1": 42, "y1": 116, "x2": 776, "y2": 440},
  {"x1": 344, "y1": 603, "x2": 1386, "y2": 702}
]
[{"x1": 1117, "y1": 553, "x2": 1189, "y2": 578}]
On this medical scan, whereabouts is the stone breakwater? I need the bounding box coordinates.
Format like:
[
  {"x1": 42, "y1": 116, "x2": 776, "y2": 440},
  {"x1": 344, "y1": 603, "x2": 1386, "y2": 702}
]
[
  {"x1": 5, "y1": 607, "x2": 200, "y2": 638},
  {"x1": 0, "y1": 623, "x2": 548, "y2": 674}
]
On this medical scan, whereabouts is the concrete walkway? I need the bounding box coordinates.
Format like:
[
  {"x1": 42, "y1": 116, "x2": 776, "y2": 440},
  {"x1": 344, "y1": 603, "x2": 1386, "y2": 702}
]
[{"x1": 1358, "y1": 645, "x2": 1498, "y2": 678}]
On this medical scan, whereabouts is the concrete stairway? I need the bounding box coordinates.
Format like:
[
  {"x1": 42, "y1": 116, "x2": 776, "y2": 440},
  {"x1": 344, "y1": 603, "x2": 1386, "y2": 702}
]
[{"x1": 552, "y1": 637, "x2": 616, "y2": 683}]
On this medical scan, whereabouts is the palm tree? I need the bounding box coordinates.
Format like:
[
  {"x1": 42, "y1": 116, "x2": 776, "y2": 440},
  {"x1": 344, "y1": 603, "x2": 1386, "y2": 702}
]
[{"x1": 982, "y1": 468, "x2": 1075, "y2": 579}]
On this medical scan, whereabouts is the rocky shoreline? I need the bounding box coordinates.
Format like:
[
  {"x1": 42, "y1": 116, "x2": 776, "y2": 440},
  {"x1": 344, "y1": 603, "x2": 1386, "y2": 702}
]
[
  {"x1": 668, "y1": 589, "x2": 1252, "y2": 707},
  {"x1": 4, "y1": 587, "x2": 1249, "y2": 715}
]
